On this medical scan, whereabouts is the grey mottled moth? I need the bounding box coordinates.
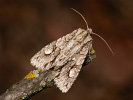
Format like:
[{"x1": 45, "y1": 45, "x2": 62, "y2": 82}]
[{"x1": 30, "y1": 8, "x2": 114, "y2": 93}]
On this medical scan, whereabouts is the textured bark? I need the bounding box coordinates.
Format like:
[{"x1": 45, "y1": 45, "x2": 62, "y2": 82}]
[{"x1": 0, "y1": 70, "x2": 56, "y2": 100}]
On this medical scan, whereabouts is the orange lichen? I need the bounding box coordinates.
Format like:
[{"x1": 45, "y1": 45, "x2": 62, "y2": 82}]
[
  {"x1": 24, "y1": 71, "x2": 35, "y2": 79},
  {"x1": 24, "y1": 69, "x2": 41, "y2": 79},
  {"x1": 90, "y1": 48, "x2": 95, "y2": 54},
  {"x1": 37, "y1": 69, "x2": 41, "y2": 71}
]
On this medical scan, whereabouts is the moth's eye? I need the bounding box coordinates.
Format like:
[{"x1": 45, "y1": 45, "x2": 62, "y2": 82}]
[{"x1": 90, "y1": 47, "x2": 95, "y2": 55}]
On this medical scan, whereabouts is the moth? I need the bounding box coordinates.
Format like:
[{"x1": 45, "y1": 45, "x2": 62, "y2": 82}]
[{"x1": 30, "y1": 8, "x2": 114, "y2": 93}]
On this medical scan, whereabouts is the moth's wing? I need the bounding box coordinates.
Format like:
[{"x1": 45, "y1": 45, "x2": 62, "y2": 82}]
[
  {"x1": 54, "y1": 44, "x2": 90, "y2": 93},
  {"x1": 30, "y1": 29, "x2": 79, "y2": 70},
  {"x1": 53, "y1": 29, "x2": 93, "y2": 93}
]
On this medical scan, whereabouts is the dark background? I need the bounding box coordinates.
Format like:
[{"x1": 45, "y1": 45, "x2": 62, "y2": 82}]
[{"x1": 0, "y1": 0, "x2": 133, "y2": 100}]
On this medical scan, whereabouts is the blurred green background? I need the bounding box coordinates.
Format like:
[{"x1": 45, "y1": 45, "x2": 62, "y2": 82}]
[{"x1": 0, "y1": 0, "x2": 133, "y2": 100}]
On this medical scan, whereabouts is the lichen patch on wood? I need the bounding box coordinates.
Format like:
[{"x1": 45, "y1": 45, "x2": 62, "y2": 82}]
[{"x1": 24, "y1": 69, "x2": 41, "y2": 79}]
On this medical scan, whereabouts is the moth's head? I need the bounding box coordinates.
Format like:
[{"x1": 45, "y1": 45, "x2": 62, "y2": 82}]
[{"x1": 87, "y1": 28, "x2": 93, "y2": 35}]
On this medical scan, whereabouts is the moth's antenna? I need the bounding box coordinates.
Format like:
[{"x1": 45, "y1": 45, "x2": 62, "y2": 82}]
[
  {"x1": 92, "y1": 32, "x2": 114, "y2": 55},
  {"x1": 70, "y1": 8, "x2": 89, "y2": 30},
  {"x1": 71, "y1": 8, "x2": 114, "y2": 55}
]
